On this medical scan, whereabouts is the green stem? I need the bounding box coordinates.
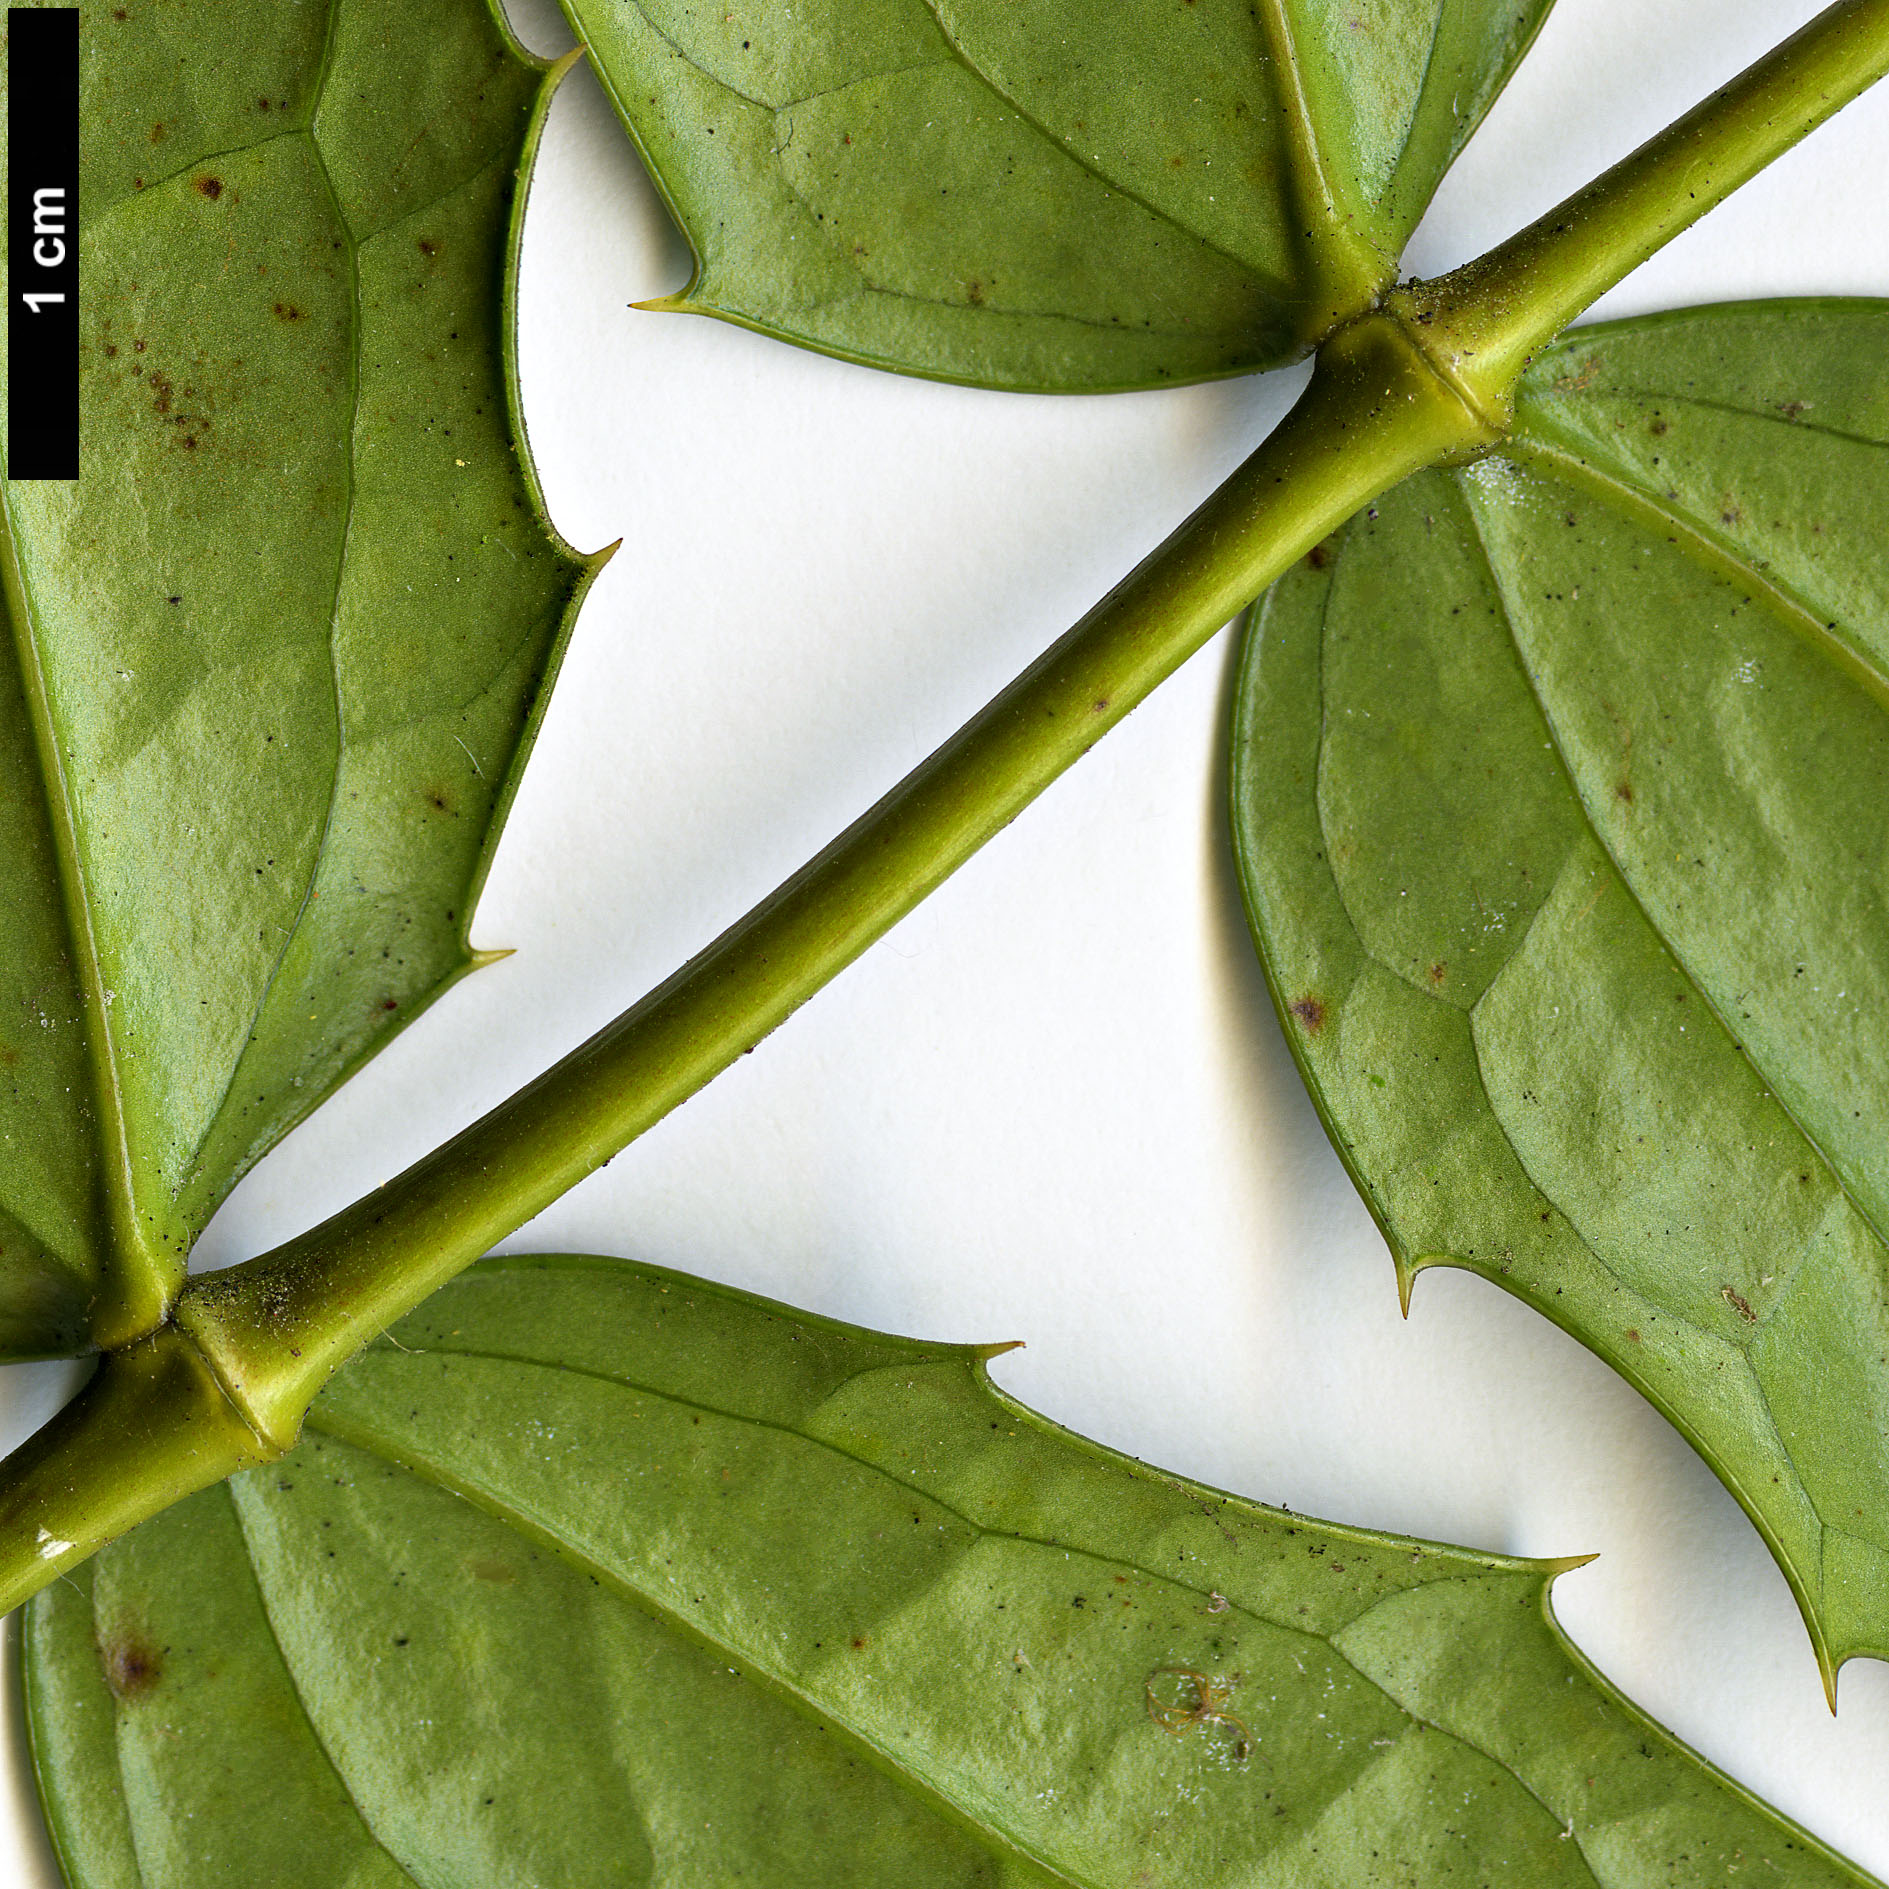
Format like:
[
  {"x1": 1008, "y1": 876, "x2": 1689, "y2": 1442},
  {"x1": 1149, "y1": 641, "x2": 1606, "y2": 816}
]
[
  {"x1": 1406, "y1": 0, "x2": 1889, "y2": 411},
  {"x1": 176, "y1": 311, "x2": 1487, "y2": 1449},
  {"x1": 1, "y1": 0, "x2": 1886, "y2": 1614}
]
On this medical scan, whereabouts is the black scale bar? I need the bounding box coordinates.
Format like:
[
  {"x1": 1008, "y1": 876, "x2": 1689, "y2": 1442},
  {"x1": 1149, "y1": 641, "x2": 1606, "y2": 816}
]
[{"x1": 7, "y1": 6, "x2": 78, "y2": 481}]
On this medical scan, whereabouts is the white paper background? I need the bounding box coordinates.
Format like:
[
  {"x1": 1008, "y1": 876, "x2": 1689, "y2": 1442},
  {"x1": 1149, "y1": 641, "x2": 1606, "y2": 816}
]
[{"x1": 6, "y1": 0, "x2": 1889, "y2": 1876}]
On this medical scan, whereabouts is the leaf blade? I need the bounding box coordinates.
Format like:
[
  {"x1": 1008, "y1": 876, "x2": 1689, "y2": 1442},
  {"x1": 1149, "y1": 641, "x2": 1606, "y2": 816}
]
[
  {"x1": 570, "y1": 0, "x2": 1553, "y2": 391},
  {"x1": 28, "y1": 1254, "x2": 1881, "y2": 1884},
  {"x1": 0, "y1": 0, "x2": 596, "y2": 1349},
  {"x1": 1232, "y1": 299, "x2": 1889, "y2": 1676}
]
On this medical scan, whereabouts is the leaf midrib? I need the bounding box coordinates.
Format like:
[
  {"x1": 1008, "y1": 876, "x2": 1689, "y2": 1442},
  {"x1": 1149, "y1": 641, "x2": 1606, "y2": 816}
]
[
  {"x1": 220, "y1": 1481, "x2": 429, "y2": 1889},
  {"x1": 621, "y1": 0, "x2": 1306, "y2": 302},
  {"x1": 303, "y1": 1393, "x2": 1088, "y2": 1889},
  {"x1": 306, "y1": 1341, "x2": 1627, "y2": 1888},
  {"x1": 912, "y1": 0, "x2": 1294, "y2": 293},
  {"x1": 1294, "y1": 476, "x2": 1848, "y2": 1665},
  {"x1": 1500, "y1": 430, "x2": 1889, "y2": 1272},
  {"x1": 178, "y1": 0, "x2": 357, "y2": 1211},
  {"x1": 1449, "y1": 458, "x2": 1869, "y2": 1614},
  {"x1": 0, "y1": 487, "x2": 145, "y2": 1312},
  {"x1": 1513, "y1": 419, "x2": 1889, "y2": 715},
  {"x1": 1533, "y1": 380, "x2": 1889, "y2": 457}
]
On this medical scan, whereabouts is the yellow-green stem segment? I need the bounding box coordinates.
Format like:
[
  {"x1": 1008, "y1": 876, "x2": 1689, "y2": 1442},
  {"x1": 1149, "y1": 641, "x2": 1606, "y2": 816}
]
[
  {"x1": 1407, "y1": 0, "x2": 1889, "y2": 410},
  {"x1": 2, "y1": 0, "x2": 1888, "y2": 1615},
  {"x1": 176, "y1": 310, "x2": 1491, "y2": 1451}
]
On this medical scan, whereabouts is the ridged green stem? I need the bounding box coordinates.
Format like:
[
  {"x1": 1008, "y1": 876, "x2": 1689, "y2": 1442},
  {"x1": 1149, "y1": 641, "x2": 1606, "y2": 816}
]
[
  {"x1": 1406, "y1": 0, "x2": 1889, "y2": 411},
  {"x1": 1, "y1": 0, "x2": 1886, "y2": 1613},
  {"x1": 176, "y1": 310, "x2": 1489, "y2": 1450}
]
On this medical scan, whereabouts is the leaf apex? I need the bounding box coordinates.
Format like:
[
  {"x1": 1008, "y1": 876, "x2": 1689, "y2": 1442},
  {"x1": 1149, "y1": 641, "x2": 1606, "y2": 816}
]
[
  {"x1": 632, "y1": 294, "x2": 694, "y2": 316},
  {"x1": 974, "y1": 1340, "x2": 1025, "y2": 1362},
  {"x1": 468, "y1": 947, "x2": 516, "y2": 970}
]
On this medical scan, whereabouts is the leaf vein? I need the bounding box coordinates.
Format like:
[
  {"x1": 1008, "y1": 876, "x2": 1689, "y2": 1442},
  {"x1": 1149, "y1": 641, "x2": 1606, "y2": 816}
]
[
  {"x1": 911, "y1": 0, "x2": 1287, "y2": 291},
  {"x1": 223, "y1": 1479, "x2": 428, "y2": 1886},
  {"x1": 175, "y1": 0, "x2": 358, "y2": 1198}
]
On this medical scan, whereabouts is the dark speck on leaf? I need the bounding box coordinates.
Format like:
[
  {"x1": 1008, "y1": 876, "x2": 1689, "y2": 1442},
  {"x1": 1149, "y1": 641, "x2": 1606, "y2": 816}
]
[{"x1": 101, "y1": 1632, "x2": 163, "y2": 1701}]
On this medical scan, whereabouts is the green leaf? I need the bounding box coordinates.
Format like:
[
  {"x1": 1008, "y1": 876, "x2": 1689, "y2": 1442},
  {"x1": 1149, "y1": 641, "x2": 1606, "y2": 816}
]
[
  {"x1": 1232, "y1": 298, "x2": 1889, "y2": 1685},
  {"x1": 0, "y1": 0, "x2": 596, "y2": 1353},
  {"x1": 567, "y1": 0, "x2": 1553, "y2": 391},
  {"x1": 26, "y1": 1252, "x2": 1878, "y2": 1885}
]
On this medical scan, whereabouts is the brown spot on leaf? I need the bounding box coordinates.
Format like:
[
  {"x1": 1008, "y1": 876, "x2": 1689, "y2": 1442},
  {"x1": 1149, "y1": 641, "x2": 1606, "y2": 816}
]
[
  {"x1": 965, "y1": 279, "x2": 984, "y2": 306},
  {"x1": 850, "y1": 1635, "x2": 868, "y2": 1651},
  {"x1": 1306, "y1": 542, "x2": 1331, "y2": 571},
  {"x1": 194, "y1": 175, "x2": 222, "y2": 199},
  {"x1": 272, "y1": 302, "x2": 303, "y2": 321},
  {"x1": 467, "y1": 1555, "x2": 515, "y2": 1584},
  {"x1": 418, "y1": 238, "x2": 439, "y2": 258},
  {"x1": 1289, "y1": 996, "x2": 1325, "y2": 1033},
  {"x1": 1626, "y1": 1327, "x2": 1640, "y2": 1342},
  {"x1": 1427, "y1": 962, "x2": 1446, "y2": 987},
  {"x1": 101, "y1": 1631, "x2": 163, "y2": 1701},
  {"x1": 1615, "y1": 781, "x2": 1633, "y2": 803},
  {"x1": 1722, "y1": 1285, "x2": 1757, "y2": 1324}
]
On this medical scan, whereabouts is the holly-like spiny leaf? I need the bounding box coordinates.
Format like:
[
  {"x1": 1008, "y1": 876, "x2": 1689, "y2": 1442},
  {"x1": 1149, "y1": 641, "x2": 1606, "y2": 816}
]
[
  {"x1": 26, "y1": 1252, "x2": 1880, "y2": 1885},
  {"x1": 567, "y1": 0, "x2": 1553, "y2": 391},
  {"x1": 1233, "y1": 299, "x2": 1889, "y2": 1684},
  {"x1": 0, "y1": 0, "x2": 596, "y2": 1354}
]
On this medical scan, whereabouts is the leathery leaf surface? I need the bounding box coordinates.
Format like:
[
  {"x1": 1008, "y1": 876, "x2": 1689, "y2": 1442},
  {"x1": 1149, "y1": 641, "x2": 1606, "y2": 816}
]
[
  {"x1": 27, "y1": 1254, "x2": 1877, "y2": 1886},
  {"x1": 0, "y1": 0, "x2": 593, "y2": 1353},
  {"x1": 566, "y1": 0, "x2": 1552, "y2": 391},
  {"x1": 1233, "y1": 300, "x2": 1889, "y2": 1683}
]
